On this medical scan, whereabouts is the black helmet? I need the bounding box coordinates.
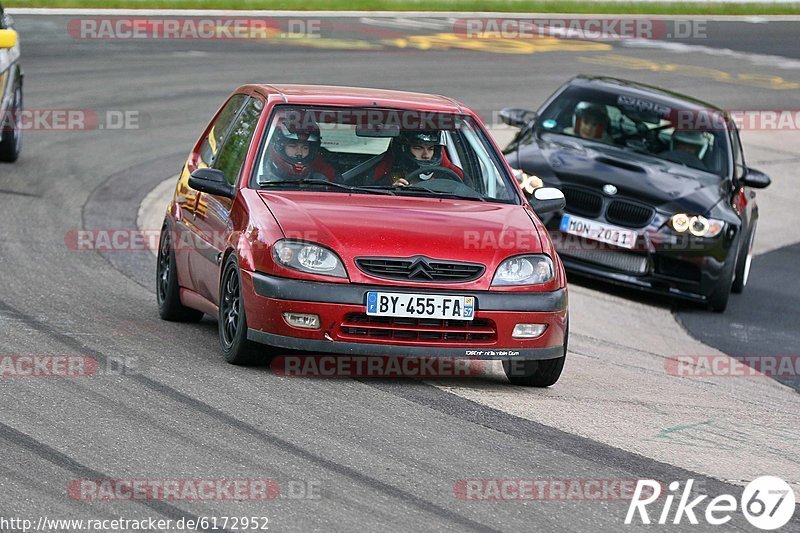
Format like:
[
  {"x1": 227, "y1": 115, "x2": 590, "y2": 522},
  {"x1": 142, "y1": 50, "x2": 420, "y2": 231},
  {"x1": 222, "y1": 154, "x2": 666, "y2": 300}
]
[
  {"x1": 397, "y1": 130, "x2": 444, "y2": 169},
  {"x1": 268, "y1": 118, "x2": 321, "y2": 179}
]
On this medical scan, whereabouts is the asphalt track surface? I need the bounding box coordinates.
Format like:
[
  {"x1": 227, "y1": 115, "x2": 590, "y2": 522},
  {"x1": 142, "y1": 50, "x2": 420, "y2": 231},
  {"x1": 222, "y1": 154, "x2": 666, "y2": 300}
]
[{"x1": 1, "y1": 14, "x2": 799, "y2": 532}]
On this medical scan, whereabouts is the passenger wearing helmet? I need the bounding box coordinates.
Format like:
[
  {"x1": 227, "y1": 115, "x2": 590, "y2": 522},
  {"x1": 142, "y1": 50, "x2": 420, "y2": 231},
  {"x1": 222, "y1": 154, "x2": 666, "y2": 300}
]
[
  {"x1": 263, "y1": 118, "x2": 335, "y2": 181},
  {"x1": 662, "y1": 130, "x2": 712, "y2": 171},
  {"x1": 671, "y1": 130, "x2": 710, "y2": 158},
  {"x1": 563, "y1": 102, "x2": 613, "y2": 143},
  {"x1": 371, "y1": 130, "x2": 463, "y2": 187}
]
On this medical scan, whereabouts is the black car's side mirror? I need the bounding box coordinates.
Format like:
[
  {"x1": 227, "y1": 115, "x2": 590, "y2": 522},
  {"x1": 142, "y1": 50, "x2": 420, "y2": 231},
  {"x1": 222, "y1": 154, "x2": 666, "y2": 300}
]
[
  {"x1": 741, "y1": 167, "x2": 771, "y2": 189},
  {"x1": 498, "y1": 108, "x2": 538, "y2": 128},
  {"x1": 189, "y1": 168, "x2": 234, "y2": 198},
  {"x1": 528, "y1": 187, "x2": 566, "y2": 216}
]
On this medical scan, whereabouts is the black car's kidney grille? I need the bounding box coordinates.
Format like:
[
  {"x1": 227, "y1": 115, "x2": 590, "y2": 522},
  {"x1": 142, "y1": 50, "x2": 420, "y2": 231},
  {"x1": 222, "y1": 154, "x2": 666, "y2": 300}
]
[
  {"x1": 605, "y1": 200, "x2": 654, "y2": 228},
  {"x1": 562, "y1": 187, "x2": 603, "y2": 218},
  {"x1": 356, "y1": 257, "x2": 485, "y2": 283}
]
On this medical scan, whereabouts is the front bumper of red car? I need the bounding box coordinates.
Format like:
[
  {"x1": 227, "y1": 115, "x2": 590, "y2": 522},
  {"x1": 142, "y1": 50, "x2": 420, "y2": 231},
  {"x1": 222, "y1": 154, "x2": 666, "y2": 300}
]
[{"x1": 240, "y1": 271, "x2": 568, "y2": 360}]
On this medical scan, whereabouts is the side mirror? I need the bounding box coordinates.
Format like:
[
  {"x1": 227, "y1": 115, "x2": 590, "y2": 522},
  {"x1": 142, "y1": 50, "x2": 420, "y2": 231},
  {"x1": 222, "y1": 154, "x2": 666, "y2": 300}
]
[
  {"x1": 0, "y1": 29, "x2": 18, "y2": 49},
  {"x1": 188, "y1": 168, "x2": 234, "y2": 198},
  {"x1": 741, "y1": 167, "x2": 771, "y2": 189},
  {"x1": 498, "y1": 108, "x2": 537, "y2": 128},
  {"x1": 528, "y1": 187, "x2": 565, "y2": 216}
]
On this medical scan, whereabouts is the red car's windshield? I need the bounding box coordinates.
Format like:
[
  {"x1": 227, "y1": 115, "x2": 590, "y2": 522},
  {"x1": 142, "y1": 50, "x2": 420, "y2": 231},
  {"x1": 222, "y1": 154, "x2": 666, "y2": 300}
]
[{"x1": 250, "y1": 105, "x2": 521, "y2": 204}]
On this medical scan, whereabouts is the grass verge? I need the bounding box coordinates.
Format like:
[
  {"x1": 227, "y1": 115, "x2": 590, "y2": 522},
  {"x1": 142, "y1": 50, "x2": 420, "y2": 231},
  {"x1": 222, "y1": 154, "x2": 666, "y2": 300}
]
[{"x1": 5, "y1": 0, "x2": 800, "y2": 16}]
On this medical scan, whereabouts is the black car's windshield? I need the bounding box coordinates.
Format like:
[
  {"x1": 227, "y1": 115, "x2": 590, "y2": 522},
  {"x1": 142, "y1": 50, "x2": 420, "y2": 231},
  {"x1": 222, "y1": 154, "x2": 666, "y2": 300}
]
[
  {"x1": 536, "y1": 86, "x2": 730, "y2": 177},
  {"x1": 250, "y1": 105, "x2": 520, "y2": 204}
]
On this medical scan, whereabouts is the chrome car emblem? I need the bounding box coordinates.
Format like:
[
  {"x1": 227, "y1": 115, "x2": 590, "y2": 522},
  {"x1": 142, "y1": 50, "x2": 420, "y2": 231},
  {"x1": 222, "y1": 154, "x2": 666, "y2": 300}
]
[
  {"x1": 408, "y1": 257, "x2": 434, "y2": 280},
  {"x1": 602, "y1": 184, "x2": 618, "y2": 196}
]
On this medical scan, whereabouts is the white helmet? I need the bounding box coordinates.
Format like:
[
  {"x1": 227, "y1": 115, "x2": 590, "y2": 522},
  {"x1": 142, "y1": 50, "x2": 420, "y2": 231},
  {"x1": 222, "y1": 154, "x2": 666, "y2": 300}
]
[{"x1": 671, "y1": 130, "x2": 710, "y2": 159}]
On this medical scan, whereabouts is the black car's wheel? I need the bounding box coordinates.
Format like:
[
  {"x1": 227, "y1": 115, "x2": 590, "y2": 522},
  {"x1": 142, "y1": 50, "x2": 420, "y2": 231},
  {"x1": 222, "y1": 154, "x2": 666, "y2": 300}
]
[
  {"x1": 503, "y1": 322, "x2": 568, "y2": 387},
  {"x1": 0, "y1": 83, "x2": 22, "y2": 163},
  {"x1": 219, "y1": 254, "x2": 268, "y2": 365},
  {"x1": 707, "y1": 251, "x2": 737, "y2": 313},
  {"x1": 731, "y1": 221, "x2": 756, "y2": 294},
  {"x1": 156, "y1": 223, "x2": 204, "y2": 322},
  {"x1": 707, "y1": 284, "x2": 731, "y2": 313}
]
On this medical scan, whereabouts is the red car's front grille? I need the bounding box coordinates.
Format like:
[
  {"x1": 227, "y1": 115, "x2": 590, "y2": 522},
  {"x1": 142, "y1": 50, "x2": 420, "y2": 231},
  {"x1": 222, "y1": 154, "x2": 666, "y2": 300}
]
[{"x1": 338, "y1": 314, "x2": 496, "y2": 344}]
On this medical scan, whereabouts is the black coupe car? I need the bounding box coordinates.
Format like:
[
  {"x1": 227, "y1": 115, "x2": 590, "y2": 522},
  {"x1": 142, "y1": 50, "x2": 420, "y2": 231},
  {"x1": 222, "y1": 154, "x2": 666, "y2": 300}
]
[{"x1": 501, "y1": 76, "x2": 770, "y2": 312}]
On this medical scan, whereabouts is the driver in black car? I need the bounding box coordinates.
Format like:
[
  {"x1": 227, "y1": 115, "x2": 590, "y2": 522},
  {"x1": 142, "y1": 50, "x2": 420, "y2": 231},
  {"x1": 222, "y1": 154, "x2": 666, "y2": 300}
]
[
  {"x1": 563, "y1": 102, "x2": 613, "y2": 143},
  {"x1": 370, "y1": 130, "x2": 463, "y2": 187}
]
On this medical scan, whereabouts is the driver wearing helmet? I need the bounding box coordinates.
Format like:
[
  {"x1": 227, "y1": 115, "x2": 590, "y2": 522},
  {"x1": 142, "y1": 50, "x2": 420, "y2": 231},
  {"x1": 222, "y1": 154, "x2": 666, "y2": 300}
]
[
  {"x1": 564, "y1": 102, "x2": 613, "y2": 143},
  {"x1": 263, "y1": 118, "x2": 335, "y2": 181},
  {"x1": 371, "y1": 130, "x2": 463, "y2": 187},
  {"x1": 671, "y1": 130, "x2": 710, "y2": 159}
]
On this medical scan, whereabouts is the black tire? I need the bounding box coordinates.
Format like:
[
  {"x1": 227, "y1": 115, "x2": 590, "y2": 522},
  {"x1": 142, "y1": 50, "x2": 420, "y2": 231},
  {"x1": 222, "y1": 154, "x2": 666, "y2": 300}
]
[
  {"x1": 219, "y1": 254, "x2": 269, "y2": 365},
  {"x1": 708, "y1": 258, "x2": 736, "y2": 313},
  {"x1": 0, "y1": 82, "x2": 22, "y2": 163},
  {"x1": 731, "y1": 221, "x2": 756, "y2": 294},
  {"x1": 156, "y1": 223, "x2": 204, "y2": 322},
  {"x1": 503, "y1": 322, "x2": 568, "y2": 387}
]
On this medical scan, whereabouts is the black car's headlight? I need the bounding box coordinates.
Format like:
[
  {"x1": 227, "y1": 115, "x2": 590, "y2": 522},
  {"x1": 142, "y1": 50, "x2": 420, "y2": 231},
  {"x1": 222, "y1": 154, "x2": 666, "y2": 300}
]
[
  {"x1": 670, "y1": 214, "x2": 725, "y2": 238},
  {"x1": 492, "y1": 255, "x2": 554, "y2": 286},
  {"x1": 272, "y1": 240, "x2": 347, "y2": 278}
]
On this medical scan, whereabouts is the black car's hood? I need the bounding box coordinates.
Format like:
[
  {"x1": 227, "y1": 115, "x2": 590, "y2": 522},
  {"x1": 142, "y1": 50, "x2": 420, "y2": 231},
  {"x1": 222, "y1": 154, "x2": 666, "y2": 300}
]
[{"x1": 527, "y1": 134, "x2": 728, "y2": 215}]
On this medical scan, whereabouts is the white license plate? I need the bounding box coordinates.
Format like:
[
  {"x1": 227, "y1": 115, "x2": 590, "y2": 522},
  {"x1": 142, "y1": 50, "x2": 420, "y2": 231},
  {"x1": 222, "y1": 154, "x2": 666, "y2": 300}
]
[
  {"x1": 366, "y1": 292, "x2": 475, "y2": 321},
  {"x1": 559, "y1": 214, "x2": 637, "y2": 250}
]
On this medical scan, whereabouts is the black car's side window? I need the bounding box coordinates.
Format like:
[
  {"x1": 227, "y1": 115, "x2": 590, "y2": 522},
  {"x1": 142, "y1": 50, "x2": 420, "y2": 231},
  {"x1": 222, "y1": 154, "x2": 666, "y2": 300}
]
[
  {"x1": 729, "y1": 124, "x2": 746, "y2": 180},
  {"x1": 198, "y1": 94, "x2": 247, "y2": 168},
  {"x1": 214, "y1": 97, "x2": 264, "y2": 186}
]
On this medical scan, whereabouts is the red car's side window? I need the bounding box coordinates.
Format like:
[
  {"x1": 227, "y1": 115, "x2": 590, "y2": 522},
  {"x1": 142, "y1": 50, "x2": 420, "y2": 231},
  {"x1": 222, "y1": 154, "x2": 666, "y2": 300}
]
[
  {"x1": 197, "y1": 94, "x2": 247, "y2": 168},
  {"x1": 213, "y1": 98, "x2": 264, "y2": 186}
]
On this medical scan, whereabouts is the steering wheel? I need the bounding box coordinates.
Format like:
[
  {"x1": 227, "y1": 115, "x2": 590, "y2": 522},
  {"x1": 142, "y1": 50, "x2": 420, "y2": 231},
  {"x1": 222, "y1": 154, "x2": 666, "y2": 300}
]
[{"x1": 404, "y1": 166, "x2": 462, "y2": 184}]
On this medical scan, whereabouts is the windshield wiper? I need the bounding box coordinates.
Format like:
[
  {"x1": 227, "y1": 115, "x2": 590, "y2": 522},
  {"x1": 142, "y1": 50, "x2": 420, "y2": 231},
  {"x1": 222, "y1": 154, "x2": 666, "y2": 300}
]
[
  {"x1": 363, "y1": 185, "x2": 487, "y2": 202},
  {"x1": 259, "y1": 179, "x2": 395, "y2": 196}
]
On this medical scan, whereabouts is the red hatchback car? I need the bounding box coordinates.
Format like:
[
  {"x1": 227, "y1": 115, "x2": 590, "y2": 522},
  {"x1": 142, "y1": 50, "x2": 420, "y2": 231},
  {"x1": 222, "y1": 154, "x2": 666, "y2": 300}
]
[{"x1": 156, "y1": 85, "x2": 570, "y2": 386}]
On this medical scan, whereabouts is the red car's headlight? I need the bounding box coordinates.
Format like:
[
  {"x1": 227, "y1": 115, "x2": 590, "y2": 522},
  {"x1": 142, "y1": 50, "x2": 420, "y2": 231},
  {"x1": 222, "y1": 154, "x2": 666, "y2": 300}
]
[
  {"x1": 492, "y1": 254, "x2": 554, "y2": 286},
  {"x1": 272, "y1": 240, "x2": 348, "y2": 278}
]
